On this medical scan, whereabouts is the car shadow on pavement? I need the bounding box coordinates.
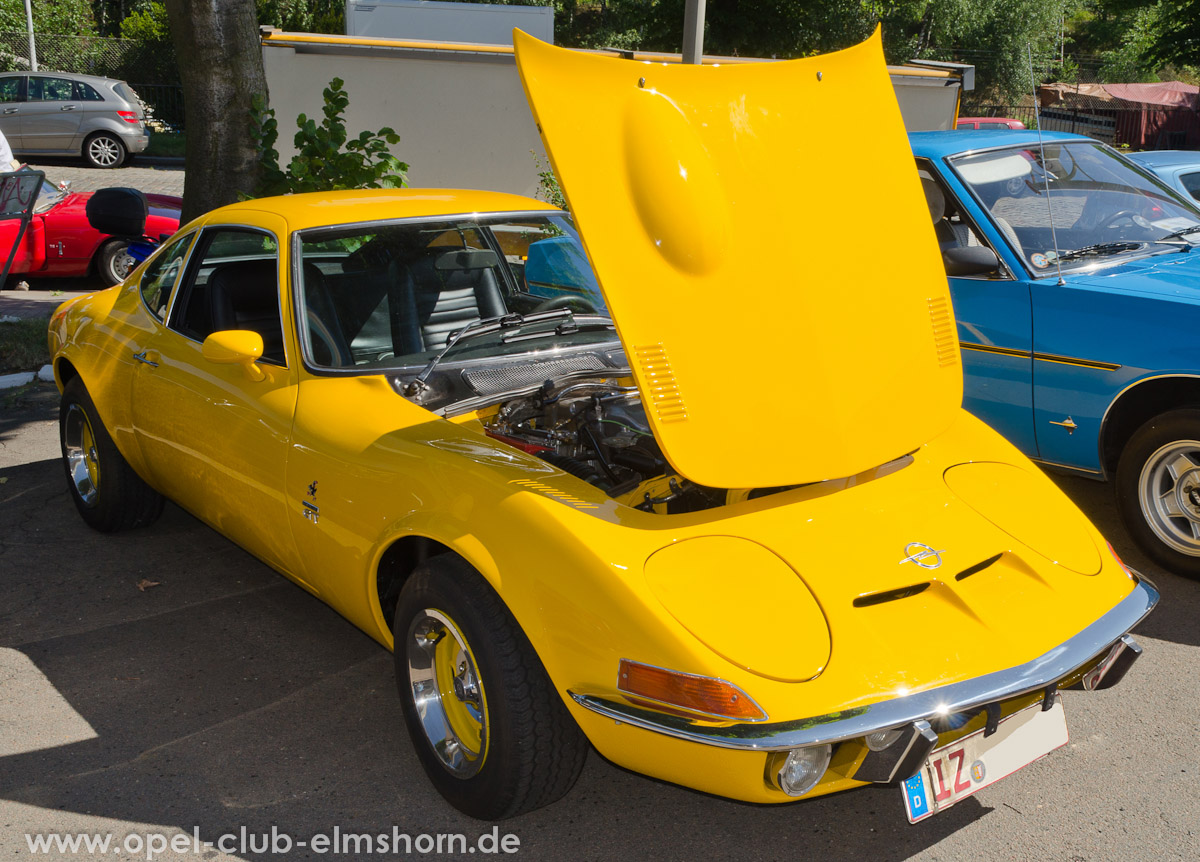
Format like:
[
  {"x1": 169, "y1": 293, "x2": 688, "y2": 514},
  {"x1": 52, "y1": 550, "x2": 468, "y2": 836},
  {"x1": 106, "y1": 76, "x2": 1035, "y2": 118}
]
[{"x1": 0, "y1": 455, "x2": 998, "y2": 861}]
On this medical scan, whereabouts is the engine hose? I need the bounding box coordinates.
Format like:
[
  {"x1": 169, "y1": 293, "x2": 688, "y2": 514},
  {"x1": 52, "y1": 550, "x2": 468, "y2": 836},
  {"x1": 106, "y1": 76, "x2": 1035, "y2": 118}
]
[{"x1": 538, "y1": 452, "x2": 604, "y2": 485}]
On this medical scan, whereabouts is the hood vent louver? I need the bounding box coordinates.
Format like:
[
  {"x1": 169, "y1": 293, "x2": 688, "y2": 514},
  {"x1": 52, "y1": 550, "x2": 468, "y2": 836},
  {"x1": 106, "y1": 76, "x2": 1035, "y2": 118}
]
[
  {"x1": 853, "y1": 582, "x2": 930, "y2": 608},
  {"x1": 927, "y1": 296, "x2": 958, "y2": 367},
  {"x1": 954, "y1": 553, "x2": 1004, "y2": 581},
  {"x1": 634, "y1": 343, "x2": 688, "y2": 424}
]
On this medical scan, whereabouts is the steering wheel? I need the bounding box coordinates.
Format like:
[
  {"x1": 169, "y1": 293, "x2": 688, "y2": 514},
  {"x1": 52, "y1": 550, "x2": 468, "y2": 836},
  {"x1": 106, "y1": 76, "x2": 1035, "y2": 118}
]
[
  {"x1": 532, "y1": 295, "x2": 597, "y2": 314},
  {"x1": 1104, "y1": 209, "x2": 1140, "y2": 228}
]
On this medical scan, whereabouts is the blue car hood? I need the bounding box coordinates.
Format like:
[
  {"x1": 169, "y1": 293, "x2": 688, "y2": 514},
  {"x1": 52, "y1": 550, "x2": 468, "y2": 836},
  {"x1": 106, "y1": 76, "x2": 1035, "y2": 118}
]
[{"x1": 1065, "y1": 249, "x2": 1200, "y2": 303}]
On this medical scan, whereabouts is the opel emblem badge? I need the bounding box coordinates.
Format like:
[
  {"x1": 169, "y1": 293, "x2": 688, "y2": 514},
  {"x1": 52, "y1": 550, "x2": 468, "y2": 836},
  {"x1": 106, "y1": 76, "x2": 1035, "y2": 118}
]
[{"x1": 899, "y1": 542, "x2": 945, "y2": 569}]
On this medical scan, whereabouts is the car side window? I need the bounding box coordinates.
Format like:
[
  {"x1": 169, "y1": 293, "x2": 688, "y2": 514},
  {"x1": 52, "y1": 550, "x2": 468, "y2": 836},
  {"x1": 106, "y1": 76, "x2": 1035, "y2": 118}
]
[
  {"x1": 28, "y1": 77, "x2": 74, "y2": 102},
  {"x1": 168, "y1": 228, "x2": 285, "y2": 365},
  {"x1": 915, "y1": 159, "x2": 1008, "y2": 280},
  {"x1": 1181, "y1": 172, "x2": 1200, "y2": 202},
  {"x1": 139, "y1": 233, "x2": 194, "y2": 321},
  {"x1": 74, "y1": 82, "x2": 103, "y2": 102},
  {"x1": 0, "y1": 77, "x2": 20, "y2": 103}
]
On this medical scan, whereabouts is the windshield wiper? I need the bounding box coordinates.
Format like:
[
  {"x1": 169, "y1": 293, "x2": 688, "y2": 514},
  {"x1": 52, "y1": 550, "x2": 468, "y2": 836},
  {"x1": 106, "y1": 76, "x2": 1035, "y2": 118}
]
[
  {"x1": 1155, "y1": 224, "x2": 1200, "y2": 245},
  {"x1": 500, "y1": 314, "x2": 614, "y2": 344},
  {"x1": 403, "y1": 309, "x2": 573, "y2": 397},
  {"x1": 1055, "y1": 241, "x2": 1143, "y2": 262}
]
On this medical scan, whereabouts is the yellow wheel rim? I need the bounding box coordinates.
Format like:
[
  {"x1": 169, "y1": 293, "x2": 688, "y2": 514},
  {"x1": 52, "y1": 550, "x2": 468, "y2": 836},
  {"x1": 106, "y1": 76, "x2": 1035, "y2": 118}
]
[
  {"x1": 64, "y1": 403, "x2": 101, "y2": 506},
  {"x1": 406, "y1": 608, "x2": 489, "y2": 777}
]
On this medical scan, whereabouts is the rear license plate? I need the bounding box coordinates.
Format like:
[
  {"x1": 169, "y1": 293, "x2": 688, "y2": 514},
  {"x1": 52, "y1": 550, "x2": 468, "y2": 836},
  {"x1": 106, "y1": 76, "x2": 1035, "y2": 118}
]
[{"x1": 902, "y1": 699, "x2": 1068, "y2": 823}]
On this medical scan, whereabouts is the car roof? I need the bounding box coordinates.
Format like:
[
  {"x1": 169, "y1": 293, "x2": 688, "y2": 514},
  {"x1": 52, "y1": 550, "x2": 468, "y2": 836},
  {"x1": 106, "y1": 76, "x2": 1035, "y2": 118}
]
[
  {"x1": 204, "y1": 189, "x2": 559, "y2": 233},
  {"x1": 1125, "y1": 150, "x2": 1200, "y2": 168},
  {"x1": 0, "y1": 70, "x2": 125, "y2": 86},
  {"x1": 908, "y1": 129, "x2": 1093, "y2": 158}
]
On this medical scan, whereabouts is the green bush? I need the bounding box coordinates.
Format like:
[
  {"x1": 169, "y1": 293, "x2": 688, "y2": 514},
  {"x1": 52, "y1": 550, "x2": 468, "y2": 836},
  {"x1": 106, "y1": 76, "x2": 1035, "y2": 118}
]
[{"x1": 251, "y1": 78, "x2": 408, "y2": 197}]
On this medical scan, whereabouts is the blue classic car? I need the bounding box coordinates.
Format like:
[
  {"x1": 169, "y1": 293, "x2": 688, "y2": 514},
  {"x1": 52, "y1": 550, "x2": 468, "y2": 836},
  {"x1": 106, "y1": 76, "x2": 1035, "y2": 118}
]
[
  {"x1": 1125, "y1": 150, "x2": 1200, "y2": 203},
  {"x1": 911, "y1": 130, "x2": 1200, "y2": 576}
]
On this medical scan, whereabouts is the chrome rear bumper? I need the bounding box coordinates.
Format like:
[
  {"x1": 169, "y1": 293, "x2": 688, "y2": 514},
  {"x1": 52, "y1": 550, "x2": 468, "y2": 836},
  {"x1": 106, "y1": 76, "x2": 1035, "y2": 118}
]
[{"x1": 569, "y1": 578, "x2": 1158, "y2": 753}]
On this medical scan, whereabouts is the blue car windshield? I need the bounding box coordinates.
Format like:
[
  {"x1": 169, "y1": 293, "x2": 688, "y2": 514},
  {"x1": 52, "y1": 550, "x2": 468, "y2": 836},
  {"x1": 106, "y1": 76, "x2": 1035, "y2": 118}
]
[{"x1": 949, "y1": 141, "x2": 1200, "y2": 273}]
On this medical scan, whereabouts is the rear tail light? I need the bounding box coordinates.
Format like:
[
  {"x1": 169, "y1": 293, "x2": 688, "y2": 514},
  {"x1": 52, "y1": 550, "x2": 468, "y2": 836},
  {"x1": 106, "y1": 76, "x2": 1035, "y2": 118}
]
[
  {"x1": 117, "y1": 111, "x2": 140, "y2": 124},
  {"x1": 617, "y1": 658, "x2": 766, "y2": 721}
]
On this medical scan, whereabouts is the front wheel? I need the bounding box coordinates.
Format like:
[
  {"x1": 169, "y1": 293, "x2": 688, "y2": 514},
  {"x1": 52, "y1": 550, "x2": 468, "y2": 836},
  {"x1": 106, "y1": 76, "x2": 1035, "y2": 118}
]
[
  {"x1": 97, "y1": 239, "x2": 135, "y2": 286},
  {"x1": 393, "y1": 555, "x2": 587, "y2": 819},
  {"x1": 1115, "y1": 408, "x2": 1200, "y2": 578},
  {"x1": 83, "y1": 132, "x2": 126, "y2": 169},
  {"x1": 60, "y1": 377, "x2": 163, "y2": 531}
]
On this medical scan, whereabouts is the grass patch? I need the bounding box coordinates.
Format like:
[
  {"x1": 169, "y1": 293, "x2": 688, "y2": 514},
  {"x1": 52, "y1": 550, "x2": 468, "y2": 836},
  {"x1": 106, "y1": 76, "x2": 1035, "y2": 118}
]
[
  {"x1": 145, "y1": 132, "x2": 186, "y2": 158},
  {"x1": 0, "y1": 318, "x2": 50, "y2": 373}
]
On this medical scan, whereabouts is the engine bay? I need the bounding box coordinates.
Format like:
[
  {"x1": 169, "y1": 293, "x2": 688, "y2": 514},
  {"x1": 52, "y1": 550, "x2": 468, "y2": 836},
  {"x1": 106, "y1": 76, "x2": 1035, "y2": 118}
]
[{"x1": 482, "y1": 379, "x2": 733, "y2": 513}]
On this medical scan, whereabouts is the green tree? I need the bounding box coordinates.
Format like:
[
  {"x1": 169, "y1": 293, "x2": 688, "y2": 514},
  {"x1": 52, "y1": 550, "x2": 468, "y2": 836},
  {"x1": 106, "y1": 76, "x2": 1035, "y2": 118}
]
[{"x1": 0, "y1": 0, "x2": 95, "y2": 34}]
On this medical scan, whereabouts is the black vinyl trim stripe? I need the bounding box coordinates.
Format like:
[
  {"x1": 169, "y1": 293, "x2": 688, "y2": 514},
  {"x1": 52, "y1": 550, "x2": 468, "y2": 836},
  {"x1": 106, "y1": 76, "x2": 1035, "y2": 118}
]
[{"x1": 959, "y1": 342, "x2": 1121, "y2": 371}]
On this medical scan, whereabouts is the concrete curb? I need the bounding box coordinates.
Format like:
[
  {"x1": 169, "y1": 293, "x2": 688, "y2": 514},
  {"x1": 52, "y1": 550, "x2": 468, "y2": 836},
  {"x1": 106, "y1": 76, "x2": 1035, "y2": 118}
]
[{"x1": 0, "y1": 365, "x2": 53, "y2": 390}]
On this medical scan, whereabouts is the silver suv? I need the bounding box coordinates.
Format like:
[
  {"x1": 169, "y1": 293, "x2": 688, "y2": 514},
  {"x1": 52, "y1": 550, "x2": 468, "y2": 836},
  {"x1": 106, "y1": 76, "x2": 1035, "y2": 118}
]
[{"x1": 0, "y1": 71, "x2": 150, "y2": 169}]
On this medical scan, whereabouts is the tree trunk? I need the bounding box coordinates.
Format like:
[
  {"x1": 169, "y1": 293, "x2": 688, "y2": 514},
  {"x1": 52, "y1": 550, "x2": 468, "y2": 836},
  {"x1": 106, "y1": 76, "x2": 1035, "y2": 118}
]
[{"x1": 163, "y1": 0, "x2": 266, "y2": 223}]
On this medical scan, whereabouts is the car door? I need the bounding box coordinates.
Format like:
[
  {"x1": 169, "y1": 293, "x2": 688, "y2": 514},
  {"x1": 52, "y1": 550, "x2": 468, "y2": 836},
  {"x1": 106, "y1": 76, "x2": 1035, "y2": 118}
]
[
  {"x1": 128, "y1": 219, "x2": 303, "y2": 578},
  {"x1": 20, "y1": 76, "x2": 82, "y2": 152},
  {"x1": 0, "y1": 75, "x2": 24, "y2": 148},
  {"x1": 917, "y1": 159, "x2": 1038, "y2": 454}
]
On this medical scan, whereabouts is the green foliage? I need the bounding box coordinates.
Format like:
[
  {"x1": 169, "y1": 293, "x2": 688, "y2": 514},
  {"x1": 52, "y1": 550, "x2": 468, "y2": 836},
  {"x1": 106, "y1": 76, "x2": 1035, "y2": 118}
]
[
  {"x1": 252, "y1": 77, "x2": 409, "y2": 197},
  {"x1": 0, "y1": 0, "x2": 95, "y2": 35},
  {"x1": 257, "y1": 0, "x2": 345, "y2": 35},
  {"x1": 0, "y1": 318, "x2": 51, "y2": 373},
  {"x1": 120, "y1": 1, "x2": 171, "y2": 42},
  {"x1": 532, "y1": 151, "x2": 567, "y2": 210}
]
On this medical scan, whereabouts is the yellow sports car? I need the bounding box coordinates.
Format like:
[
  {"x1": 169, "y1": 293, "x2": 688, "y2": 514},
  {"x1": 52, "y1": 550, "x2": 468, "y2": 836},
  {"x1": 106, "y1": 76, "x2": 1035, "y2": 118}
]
[{"x1": 47, "y1": 31, "x2": 1156, "y2": 822}]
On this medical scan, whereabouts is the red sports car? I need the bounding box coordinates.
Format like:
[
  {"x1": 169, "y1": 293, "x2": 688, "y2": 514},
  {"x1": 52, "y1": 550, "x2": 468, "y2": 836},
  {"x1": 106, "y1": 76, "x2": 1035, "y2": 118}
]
[{"x1": 1, "y1": 175, "x2": 181, "y2": 286}]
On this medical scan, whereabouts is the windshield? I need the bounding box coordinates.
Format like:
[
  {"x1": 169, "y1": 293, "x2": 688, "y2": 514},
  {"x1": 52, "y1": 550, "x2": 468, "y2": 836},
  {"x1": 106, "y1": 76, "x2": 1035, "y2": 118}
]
[
  {"x1": 297, "y1": 213, "x2": 612, "y2": 372},
  {"x1": 949, "y1": 141, "x2": 1200, "y2": 273}
]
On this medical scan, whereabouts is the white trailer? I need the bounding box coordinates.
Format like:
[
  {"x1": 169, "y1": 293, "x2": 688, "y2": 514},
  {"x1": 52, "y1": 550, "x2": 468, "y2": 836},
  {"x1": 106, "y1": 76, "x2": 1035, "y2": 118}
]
[
  {"x1": 261, "y1": 29, "x2": 973, "y2": 198},
  {"x1": 344, "y1": 0, "x2": 554, "y2": 46}
]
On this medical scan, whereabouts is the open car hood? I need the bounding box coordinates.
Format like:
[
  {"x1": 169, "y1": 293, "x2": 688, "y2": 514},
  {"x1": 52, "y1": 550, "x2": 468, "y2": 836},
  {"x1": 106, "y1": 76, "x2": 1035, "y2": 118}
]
[{"x1": 515, "y1": 29, "x2": 962, "y2": 489}]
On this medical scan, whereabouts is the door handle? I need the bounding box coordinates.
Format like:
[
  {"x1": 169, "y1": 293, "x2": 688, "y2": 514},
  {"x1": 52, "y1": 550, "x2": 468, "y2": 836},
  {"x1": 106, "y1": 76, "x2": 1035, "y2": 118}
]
[
  {"x1": 60, "y1": 105, "x2": 76, "y2": 111},
  {"x1": 3, "y1": 107, "x2": 16, "y2": 114},
  {"x1": 132, "y1": 350, "x2": 159, "y2": 367}
]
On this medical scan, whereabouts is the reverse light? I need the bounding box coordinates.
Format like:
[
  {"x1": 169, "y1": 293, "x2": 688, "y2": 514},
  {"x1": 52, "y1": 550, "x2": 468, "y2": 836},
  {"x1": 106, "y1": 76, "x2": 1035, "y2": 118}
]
[
  {"x1": 117, "y1": 110, "x2": 140, "y2": 123},
  {"x1": 772, "y1": 745, "x2": 833, "y2": 797},
  {"x1": 617, "y1": 658, "x2": 766, "y2": 721}
]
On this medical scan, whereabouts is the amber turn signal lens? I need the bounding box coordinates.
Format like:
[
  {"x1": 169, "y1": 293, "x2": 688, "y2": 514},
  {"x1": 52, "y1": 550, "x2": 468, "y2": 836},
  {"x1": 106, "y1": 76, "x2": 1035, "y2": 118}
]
[{"x1": 617, "y1": 659, "x2": 766, "y2": 721}]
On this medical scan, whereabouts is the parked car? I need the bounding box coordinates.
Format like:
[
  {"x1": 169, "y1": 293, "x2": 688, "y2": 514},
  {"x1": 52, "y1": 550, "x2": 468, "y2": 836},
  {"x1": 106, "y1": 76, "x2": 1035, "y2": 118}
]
[
  {"x1": 913, "y1": 129, "x2": 1200, "y2": 575},
  {"x1": 956, "y1": 116, "x2": 1027, "y2": 130},
  {"x1": 47, "y1": 33, "x2": 1155, "y2": 822},
  {"x1": 1126, "y1": 149, "x2": 1200, "y2": 202},
  {"x1": 0, "y1": 71, "x2": 150, "y2": 168},
  {"x1": 0, "y1": 172, "x2": 180, "y2": 285}
]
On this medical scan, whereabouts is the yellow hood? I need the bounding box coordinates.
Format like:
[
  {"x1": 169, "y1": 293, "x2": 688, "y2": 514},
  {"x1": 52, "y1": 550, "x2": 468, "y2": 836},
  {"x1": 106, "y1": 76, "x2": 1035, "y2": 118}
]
[{"x1": 514, "y1": 29, "x2": 962, "y2": 489}]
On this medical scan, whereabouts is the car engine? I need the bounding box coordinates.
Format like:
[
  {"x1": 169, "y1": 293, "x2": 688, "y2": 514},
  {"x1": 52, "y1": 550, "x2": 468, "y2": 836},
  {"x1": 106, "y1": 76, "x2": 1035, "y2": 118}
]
[{"x1": 483, "y1": 380, "x2": 729, "y2": 513}]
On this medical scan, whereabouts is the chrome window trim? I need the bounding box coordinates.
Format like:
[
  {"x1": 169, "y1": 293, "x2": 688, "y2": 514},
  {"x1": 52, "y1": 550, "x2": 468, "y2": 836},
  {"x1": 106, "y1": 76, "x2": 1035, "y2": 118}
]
[
  {"x1": 165, "y1": 223, "x2": 287, "y2": 368},
  {"x1": 143, "y1": 228, "x2": 198, "y2": 323},
  {"x1": 941, "y1": 140, "x2": 1200, "y2": 281},
  {"x1": 290, "y1": 210, "x2": 618, "y2": 378},
  {"x1": 568, "y1": 579, "x2": 1157, "y2": 752}
]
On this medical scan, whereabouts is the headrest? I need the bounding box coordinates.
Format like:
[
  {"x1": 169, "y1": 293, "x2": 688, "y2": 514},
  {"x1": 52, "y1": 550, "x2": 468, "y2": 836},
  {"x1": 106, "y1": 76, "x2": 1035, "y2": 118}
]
[{"x1": 434, "y1": 249, "x2": 499, "y2": 271}]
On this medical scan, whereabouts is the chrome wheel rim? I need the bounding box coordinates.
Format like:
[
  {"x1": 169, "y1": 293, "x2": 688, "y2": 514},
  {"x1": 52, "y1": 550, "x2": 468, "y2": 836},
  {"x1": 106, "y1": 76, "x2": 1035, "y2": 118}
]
[
  {"x1": 406, "y1": 608, "x2": 488, "y2": 777},
  {"x1": 88, "y1": 136, "x2": 121, "y2": 168},
  {"x1": 63, "y1": 403, "x2": 100, "y2": 506},
  {"x1": 1138, "y1": 439, "x2": 1200, "y2": 557},
  {"x1": 108, "y1": 244, "x2": 135, "y2": 282}
]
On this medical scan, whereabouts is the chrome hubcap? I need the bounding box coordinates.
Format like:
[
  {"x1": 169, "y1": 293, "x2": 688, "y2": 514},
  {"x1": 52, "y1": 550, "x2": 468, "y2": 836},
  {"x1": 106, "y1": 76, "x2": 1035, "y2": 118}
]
[
  {"x1": 63, "y1": 404, "x2": 99, "y2": 506},
  {"x1": 111, "y1": 246, "x2": 135, "y2": 281},
  {"x1": 406, "y1": 608, "x2": 487, "y2": 777},
  {"x1": 1138, "y1": 440, "x2": 1200, "y2": 556}
]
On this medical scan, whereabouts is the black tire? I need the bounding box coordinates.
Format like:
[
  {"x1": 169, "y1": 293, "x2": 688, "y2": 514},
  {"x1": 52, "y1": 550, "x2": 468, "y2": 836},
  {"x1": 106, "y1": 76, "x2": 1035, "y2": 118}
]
[
  {"x1": 60, "y1": 377, "x2": 163, "y2": 532},
  {"x1": 393, "y1": 555, "x2": 587, "y2": 819},
  {"x1": 82, "y1": 132, "x2": 126, "y2": 169},
  {"x1": 1115, "y1": 408, "x2": 1200, "y2": 578},
  {"x1": 97, "y1": 239, "x2": 135, "y2": 286}
]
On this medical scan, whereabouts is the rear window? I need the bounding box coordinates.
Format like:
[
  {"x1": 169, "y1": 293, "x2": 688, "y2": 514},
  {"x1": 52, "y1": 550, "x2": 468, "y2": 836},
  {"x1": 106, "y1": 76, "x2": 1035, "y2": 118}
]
[
  {"x1": 1182, "y1": 172, "x2": 1200, "y2": 202},
  {"x1": 113, "y1": 82, "x2": 138, "y2": 103}
]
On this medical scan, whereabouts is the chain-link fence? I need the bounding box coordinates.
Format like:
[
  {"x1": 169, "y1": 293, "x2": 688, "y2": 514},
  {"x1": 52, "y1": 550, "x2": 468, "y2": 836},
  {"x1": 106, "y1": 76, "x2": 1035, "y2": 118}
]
[{"x1": 0, "y1": 32, "x2": 183, "y2": 128}]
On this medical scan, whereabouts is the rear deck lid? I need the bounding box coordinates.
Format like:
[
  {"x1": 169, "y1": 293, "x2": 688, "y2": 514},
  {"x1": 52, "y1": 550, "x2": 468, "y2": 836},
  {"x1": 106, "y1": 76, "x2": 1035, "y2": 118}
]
[{"x1": 515, "y1": 29, "x2": 962, "y2": 489}]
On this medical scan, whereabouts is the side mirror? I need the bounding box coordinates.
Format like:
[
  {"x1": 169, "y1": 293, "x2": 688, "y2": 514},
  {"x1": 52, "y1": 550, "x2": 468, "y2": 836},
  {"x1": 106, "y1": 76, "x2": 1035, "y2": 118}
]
[
  {"x1": 202, "y1": 329, "x2": 266, "y2": 381},
  {"x1": 943, "y1": 245, "x2": 1001, "y2": 277}
]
